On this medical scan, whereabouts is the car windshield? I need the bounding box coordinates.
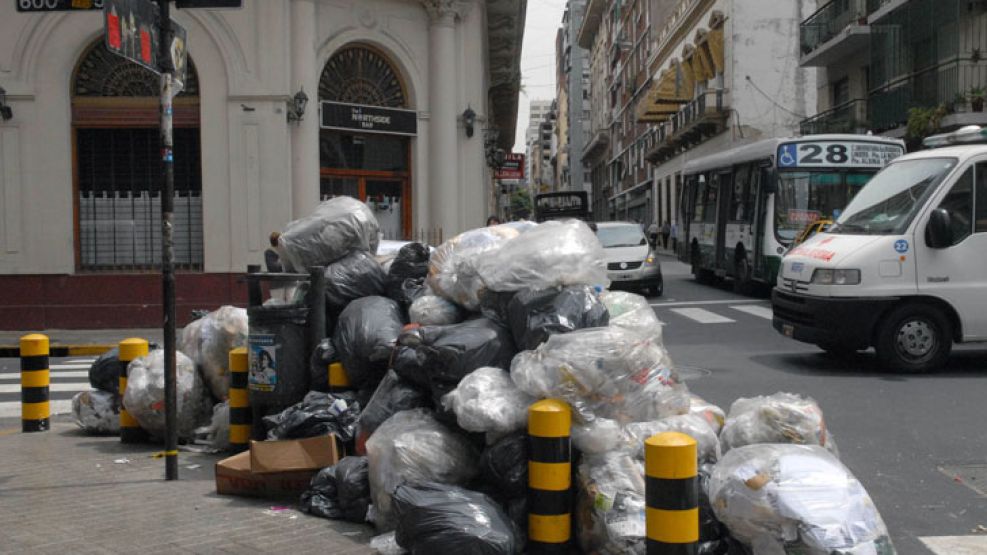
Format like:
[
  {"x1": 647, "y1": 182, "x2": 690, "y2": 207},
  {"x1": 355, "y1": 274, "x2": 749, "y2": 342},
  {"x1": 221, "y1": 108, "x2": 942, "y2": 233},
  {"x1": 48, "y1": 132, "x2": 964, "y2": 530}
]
[
  {"x1": 596, "y1": 225, "x2": 647, "y2": 248},
  {"x1": 830, "y1": 158, "x2": 958, "y2": 235},
  {"x1": 774, "y1": 171, "x2": 875, "y2": 242}
]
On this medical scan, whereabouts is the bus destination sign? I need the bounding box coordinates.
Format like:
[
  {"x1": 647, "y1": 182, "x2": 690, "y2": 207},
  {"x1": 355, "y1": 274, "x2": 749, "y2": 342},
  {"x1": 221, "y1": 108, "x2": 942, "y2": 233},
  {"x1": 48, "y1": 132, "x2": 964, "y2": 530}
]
[{"x1": 777, "y1": 141, "x2": 904, "y2": 170}]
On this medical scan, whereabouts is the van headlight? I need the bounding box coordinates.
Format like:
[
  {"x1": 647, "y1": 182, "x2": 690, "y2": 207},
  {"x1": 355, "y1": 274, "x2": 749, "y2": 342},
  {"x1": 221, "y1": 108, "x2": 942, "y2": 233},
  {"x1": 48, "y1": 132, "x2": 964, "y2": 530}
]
[{"x1": 811, "y1": 269, "x2": 861, "y2": 285}]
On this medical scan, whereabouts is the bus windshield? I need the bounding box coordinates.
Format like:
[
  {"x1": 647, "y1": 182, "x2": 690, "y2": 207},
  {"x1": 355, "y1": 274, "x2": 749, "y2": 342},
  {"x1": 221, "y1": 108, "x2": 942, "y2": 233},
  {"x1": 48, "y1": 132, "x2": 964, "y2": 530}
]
[
  {"x1": 831, "y1": 158, "x2": 958, "y2": 235},
  {"x1": 774, "y1": 171, "x2": 874, "y2": 242}
]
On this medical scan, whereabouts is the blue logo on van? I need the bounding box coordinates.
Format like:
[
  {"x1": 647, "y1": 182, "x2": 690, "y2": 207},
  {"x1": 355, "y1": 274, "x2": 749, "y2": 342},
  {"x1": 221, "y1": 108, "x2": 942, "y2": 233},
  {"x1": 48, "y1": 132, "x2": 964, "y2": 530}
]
[
  {"x1": 791, "y1": 262, "x2": 804, "y2": 273},
  {"x1": 894, "y1": 239, "x2": 909, "y2": 253}
]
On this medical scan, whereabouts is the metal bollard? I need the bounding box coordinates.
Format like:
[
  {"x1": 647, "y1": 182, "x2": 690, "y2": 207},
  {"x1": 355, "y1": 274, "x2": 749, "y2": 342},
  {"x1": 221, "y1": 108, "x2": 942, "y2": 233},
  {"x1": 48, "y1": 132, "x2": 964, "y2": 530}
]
[
  {"x1": 118, "y1": 338, "x2": 149, "y2": 443},
  {"x1": 20, "y1": 334, "x2": 50, "y2": 433},
  {"x1": 645, "y1": 432, "x2": 699, "y2": 555},
  {"x1": 228, "y1": 347, "x2": 250, "y2": 452},
  {"x1": 328, "y1": 362, "x2": 352, "y2": 394},
  {"x1": 527, "y1": 399, "x2": 572, "y2": 553}
]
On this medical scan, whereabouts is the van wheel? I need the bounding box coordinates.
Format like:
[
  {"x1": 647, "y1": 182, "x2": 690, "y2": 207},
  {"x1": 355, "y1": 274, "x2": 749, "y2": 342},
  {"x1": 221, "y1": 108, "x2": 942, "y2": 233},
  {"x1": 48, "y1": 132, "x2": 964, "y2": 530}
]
[{"x1": 875, "y1": 304, "x2": 952, "y2": 373}]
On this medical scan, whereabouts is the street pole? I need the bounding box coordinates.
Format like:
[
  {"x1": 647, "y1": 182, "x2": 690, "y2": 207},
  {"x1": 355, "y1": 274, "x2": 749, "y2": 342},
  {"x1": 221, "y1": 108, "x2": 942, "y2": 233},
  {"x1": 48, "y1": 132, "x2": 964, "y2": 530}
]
[{"x1": 157, "y1": 0, "x2": 178, "y2": 481}]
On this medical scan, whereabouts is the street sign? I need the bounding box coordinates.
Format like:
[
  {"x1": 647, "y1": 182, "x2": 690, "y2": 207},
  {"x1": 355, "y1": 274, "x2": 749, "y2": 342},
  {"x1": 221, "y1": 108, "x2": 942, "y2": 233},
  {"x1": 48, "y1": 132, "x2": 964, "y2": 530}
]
[
  {"x1": 495, "y1": 153, "x2": 525, "y2": 180},
  {"x1": 103, "y1": 0, "x2": 188, "y2": 88},
  {"x1": 175, "y1": 0, "x2": 240, "y2": 7},
  {"x1": 16, "y1": 0, "x2": 103, "y2": 11},
  {"x1": 320, "y1": 101, "x2": 418, "y2": 136}
]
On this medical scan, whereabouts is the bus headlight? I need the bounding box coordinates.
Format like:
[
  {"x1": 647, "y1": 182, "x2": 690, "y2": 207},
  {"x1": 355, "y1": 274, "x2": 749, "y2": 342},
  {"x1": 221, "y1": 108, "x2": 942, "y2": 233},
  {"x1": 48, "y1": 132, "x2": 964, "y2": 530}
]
[{"x1": 811, "y1": 269, "x2": 861, "y2": 285}]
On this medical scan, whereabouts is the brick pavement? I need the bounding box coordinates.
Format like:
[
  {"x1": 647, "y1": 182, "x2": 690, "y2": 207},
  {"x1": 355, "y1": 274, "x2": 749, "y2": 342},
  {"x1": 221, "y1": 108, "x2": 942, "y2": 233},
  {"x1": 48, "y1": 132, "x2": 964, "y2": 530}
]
[{"x1": 0, "y1": 416, "x2": 375, "y2": 554}]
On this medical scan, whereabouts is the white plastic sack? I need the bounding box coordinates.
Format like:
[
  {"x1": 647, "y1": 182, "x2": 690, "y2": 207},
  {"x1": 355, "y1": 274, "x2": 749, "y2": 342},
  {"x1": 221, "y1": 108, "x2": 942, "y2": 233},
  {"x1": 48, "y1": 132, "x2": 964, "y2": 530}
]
[
  {"x1": 193, "y1": 400, "x2": 230, "y2": 451},
  {"x1": 622, "y1": 414, "x2": 721, "y2": 464},
  {"x1": 179, "y1": 305, "x2": 248, "y2": 401},
  {"x1": 478, "y1": 219, "x2": 609, "y2": 293},
  {"x1": 366, "y1": 408, "x2": 479, "y2": 531},
  {"x1": 122, "y1": 349, "x2": 213, "y2": 440},
  {"x1": 278, "y1": 196, "x2": 380, "y2": 271},
  {"x1": 427, "y1": 224, "x2": 527, "y2": 310},
  {"x1": 71, "y1": 390, "x2": 119, "y2": 435},
  {"x1": 576, "y1": 451, "x2": 647, "y2": 554},
  {"x1": 572, "y1": 418, "x2": 624, "y2": 455},
  {"x1": 510, "y1": 325, "x2": 689, "y2": 423},
  {"x1": 689, "y1": 394, "x2": 726, "y2": 435},
  {"x1": 441, "y1": 367, "x2": 534, "y2": 434},
  {"x1": 720, "y1": 392, "x2": 838, "y2": 457},
  {"x1": 709, "y1": 444, "x2": 893, "y2": 554},
  {"x1": 408, "y1": 295, "x2": 462, "y2": 326},
  {"x1": 600, "y1": 290, "x2": 664, "y2": 344}
]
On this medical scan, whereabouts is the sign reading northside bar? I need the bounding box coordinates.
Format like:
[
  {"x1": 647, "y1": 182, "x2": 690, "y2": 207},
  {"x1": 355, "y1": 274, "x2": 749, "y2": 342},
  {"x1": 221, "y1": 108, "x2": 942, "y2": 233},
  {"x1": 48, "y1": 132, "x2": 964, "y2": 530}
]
[
  {"x1": 320, "y1": 101, "x2": 418, "y2": 136},
  {"x1": 16, "y1": 0, "x2": 103, "y2": 11}
]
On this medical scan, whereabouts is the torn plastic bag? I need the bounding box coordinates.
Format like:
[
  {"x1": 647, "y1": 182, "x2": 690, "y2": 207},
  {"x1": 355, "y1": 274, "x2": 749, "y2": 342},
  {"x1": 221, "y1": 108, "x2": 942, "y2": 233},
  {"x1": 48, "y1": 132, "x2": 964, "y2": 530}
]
[
  {"x1": 572, "y1": 418, "x2": 624, "y2": 455},
  {"x1": 393, "y1": 482, "x2": 520, "y2": 555},
  {"x1": 427, "y1": 224, "x2": 529, "y2": 310},
  {"x1": 354, "y1": 370, "x2": 429, "y2": 454},
  {"x1": 510, "y1": 325, "x2": 688, "y2": 423},
  {"x1": 507, "y1": 285, "x2": 610, "y2": 351},
  {"x1": 408, "y1": 295, "x2": 463, "y2": 326},
  {"x1": 122, "y1": 349, "x2": 213, "y2": 440},
  {"x1": 366, "y1": 408, "x2": 479, "y2": 531},
  {"x1": 179, "y1": 305, "x2": 248, "y2": 401},
  {"x1": 441, "y1": 367, "x2": 533, "y2": 434},
  {"x1": 386, "y1": 243, "x2": 430, "y2": 305},
  {"x1": 577, "y1": 451, "x2": 647, "y2": 555},
  {"x1": 479, "y1": 432, "x2": 528, "y2": 499},
  {"x1": 309, "y1": 338, "x2": 338, "y2": 393},
  {"x1": 622, "y1": 414, "x2": 721, "y2": 464},
  {"x1": 324, "y1": 250, "x2": 386, "y2": 311},
  {"x1": 333, "y1": 296, "x2": 406, "y2": 390},
  {"x1": 71, "y1": 390, "x2": 120, "y2": 435},
  {"x1": 277, "y1": 196, "x2": 380, "y2": 271},
  {"x1": 263, "y1": 391, "x2": 361, "y2": 441},
  {"x1": 719, "y1": 392, "x2": 838, "y2": 457},
  {"x1": 709, "y1": 444, "x2": 894, "y2": 554},
  {"x1": 300, "y1": 456, "x2": 371, "y2": 523},
  {"x1": 370, "y1": 532, "x2": 407, "y2": 555},
  {"x1": 88, "y1": 347, "x2": 121, "y2": 395},
  {"x1": 192, "y1": 400, "x2": 230, "y2": 451},
  {"x1": 690, "y1": 394, "x2": 727, "y2": 435},
  {"x1": 477, "y1": 219, "x2": 609, "y2": 294},
  {"x1": 600, "y1": 290, "x2": 664, "y2": 344}
]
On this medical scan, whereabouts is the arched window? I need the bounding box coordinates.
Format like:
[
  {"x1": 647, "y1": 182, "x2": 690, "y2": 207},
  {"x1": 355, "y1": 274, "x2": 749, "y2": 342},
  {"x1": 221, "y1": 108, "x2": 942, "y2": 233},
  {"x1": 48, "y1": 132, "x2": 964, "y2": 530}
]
[{"x1": 72, "y1": 40, "x2": 202, "y2": 271}]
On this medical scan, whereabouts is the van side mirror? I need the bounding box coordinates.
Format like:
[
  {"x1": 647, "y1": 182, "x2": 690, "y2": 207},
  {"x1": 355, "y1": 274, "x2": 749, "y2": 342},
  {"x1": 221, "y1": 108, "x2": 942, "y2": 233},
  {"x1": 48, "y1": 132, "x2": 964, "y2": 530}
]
[{"x1": 926, "y1": 208, "x2": 953, "y2": 249}]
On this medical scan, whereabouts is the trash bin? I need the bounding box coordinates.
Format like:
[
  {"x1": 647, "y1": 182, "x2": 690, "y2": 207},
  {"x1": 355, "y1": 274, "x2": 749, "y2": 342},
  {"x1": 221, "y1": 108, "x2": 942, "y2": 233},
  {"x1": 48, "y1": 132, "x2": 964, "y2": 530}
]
[{"x1": 245, "y1": 268, "x2": 325, "y2": 439}]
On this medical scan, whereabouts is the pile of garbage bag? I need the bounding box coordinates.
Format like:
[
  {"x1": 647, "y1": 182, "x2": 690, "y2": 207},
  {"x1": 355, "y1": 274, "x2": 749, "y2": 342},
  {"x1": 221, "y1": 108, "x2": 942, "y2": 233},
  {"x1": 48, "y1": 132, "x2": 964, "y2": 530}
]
[
  {"x1": 441, "y1": 366, "x2": 533, "y2": 434},
  {"x1": 506, "y1": 284, "x2": 609, "y2": 351},
  {"x1": 121, "y1": 349, "x2": 213, "y2": 440},
  {"x1": 334, "y1": 296, "x2": 405, "y2": 390},
  {"x1": 178, "y1": 305, "x2": 248, "y2": 401},
  {"x1": 277, "y1": 196, "x2": 380, "y2": 272}
]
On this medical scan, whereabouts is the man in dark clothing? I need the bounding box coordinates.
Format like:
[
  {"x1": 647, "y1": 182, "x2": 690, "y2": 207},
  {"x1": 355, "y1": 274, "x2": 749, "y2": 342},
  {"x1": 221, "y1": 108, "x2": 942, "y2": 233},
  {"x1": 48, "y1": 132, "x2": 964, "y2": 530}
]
[
  {"x1": 265, "y1": 231, "x2": 283, "y2": 272},
  {"x1": 661, "y1": 221, "x2": 671, "y2": 249}
]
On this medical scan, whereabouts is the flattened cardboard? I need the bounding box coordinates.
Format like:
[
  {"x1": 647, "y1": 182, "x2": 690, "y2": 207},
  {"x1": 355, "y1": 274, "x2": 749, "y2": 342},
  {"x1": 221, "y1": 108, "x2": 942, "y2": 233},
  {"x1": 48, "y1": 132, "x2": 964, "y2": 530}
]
[
  {"x1": 249, "y1": 435, "x2": 340, "y2": 474},
  {"x1": 214, "y1": 435, "x2": 341, "y2": 499},
  {"x1": 214, "y1": 451, "x2": 316, "y2": 499}
]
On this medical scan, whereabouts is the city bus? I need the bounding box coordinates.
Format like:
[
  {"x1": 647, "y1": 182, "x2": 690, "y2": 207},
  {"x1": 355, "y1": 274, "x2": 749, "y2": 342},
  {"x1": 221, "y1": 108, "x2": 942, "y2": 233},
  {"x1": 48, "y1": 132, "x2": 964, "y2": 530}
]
[
  {"x1": 534, "y1": 191, "x2": 591, "y2": 222},
  {"x1": 679, "y1": 135, "x2": 905, "y2": 293}
]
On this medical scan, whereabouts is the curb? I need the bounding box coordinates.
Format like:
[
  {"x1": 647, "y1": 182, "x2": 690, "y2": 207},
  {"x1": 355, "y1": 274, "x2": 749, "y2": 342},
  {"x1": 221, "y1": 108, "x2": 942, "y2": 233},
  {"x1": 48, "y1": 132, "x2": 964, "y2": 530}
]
[{"x1": 0, "y1": 344, "x2": 117, "y2": 358}]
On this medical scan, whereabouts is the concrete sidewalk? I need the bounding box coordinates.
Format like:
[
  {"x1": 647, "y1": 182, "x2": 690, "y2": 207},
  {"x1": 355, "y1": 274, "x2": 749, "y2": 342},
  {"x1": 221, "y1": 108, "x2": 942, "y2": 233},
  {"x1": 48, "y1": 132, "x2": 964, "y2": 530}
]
[{"x1": 0, "y1": 416, "x2": 374, "y2": 554}]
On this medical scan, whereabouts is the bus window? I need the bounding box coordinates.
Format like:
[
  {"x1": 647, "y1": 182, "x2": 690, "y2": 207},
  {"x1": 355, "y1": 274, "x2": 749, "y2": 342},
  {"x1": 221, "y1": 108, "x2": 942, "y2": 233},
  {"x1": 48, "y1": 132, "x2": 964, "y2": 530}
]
[
  {"x1": 703, "y1": 174, "x2": 719, "y2": 223},
  {"x1": 745, "y1": 164, "x2": 760, "y2": 224},
  {"x1": 692, "y1": 175, "x2": 706, "y2": 223},
  {"x1": 730, "y1": 165, "x2": 752, "y2": 222},
  {"x1": 977, "y1": 163, "x2": 987, "y2": 233}
]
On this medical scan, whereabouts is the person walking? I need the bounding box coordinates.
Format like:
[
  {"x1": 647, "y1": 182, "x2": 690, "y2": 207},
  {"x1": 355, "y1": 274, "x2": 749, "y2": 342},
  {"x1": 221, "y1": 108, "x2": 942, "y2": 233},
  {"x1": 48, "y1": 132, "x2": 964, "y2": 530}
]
[
  {"x1": 670, "y1": 221, "x2": 678, "y2": 253},
  {"x1": 661, "y1": 221, "x2": 671, "y2": 250}
]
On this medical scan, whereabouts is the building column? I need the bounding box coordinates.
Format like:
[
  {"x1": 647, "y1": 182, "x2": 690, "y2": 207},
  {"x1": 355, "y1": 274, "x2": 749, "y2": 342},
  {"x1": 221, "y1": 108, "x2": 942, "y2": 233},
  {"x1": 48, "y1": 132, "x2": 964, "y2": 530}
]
[
  {"x1": 290, "y1": 0, "x2": 320, "y2": 219},
  {"x1": 423, "y1": 0, "x2": 462, "y2": 236}
]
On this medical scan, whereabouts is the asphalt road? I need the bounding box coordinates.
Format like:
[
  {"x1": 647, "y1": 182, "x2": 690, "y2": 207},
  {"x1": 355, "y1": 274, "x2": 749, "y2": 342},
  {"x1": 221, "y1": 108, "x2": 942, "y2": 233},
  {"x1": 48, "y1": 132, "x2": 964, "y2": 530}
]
[{"x1": 650, "y1": 255, "x2": 987, "y2": 554}]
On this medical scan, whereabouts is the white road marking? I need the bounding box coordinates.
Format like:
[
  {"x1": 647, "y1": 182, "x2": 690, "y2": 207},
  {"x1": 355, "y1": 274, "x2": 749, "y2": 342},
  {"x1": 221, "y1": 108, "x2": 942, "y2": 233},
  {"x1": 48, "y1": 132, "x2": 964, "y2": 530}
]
[
  {"x1": 0, "y1": 382, "x2": 91, "y2": 394},
  {"x1": 0, "y1": 371, "x2": 89, "y2": 381},
  {"x1": 64, "y1": 359, "x2": 96, "y2": 364},
  {"x1": 0, "y1": 399, "x2": 74, "y2": 418},
  {"x1": 651, "y1": 299, "x2": 766, "y2": 308},
  {"x1": 49, "y1": 364, "x2": 93, "y2": 370},
  {"x1": 730, "y1": 305, "x2": 774, "y2": 320},
  {"x1": 669, "y1": 308, "x2": 736, "y2": 324},
  {"x1": 920, "y1": 536, "x2": 987, "y2": 554}
]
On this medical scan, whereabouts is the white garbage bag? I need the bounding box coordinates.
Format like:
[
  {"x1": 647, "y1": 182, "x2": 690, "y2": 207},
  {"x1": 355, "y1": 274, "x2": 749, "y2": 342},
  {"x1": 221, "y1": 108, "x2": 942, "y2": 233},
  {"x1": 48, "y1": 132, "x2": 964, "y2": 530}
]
[
  {"x1": 576, "y1": 451, "x2": 647, "y2": 554},
  {"x1": 179, "y1": 305, "x2": 248, "y2": 401},
  {"x1": 622, "y1": 414, "x2": 721, "y2": 464},
  {"x1": 720, "y1": 392, "x2": 838, "y2": 457},
  {"x1": 441, "y1": 367, "x2": 534, "y2": 434},
  {"x1": 71, "y1": 390, "x2": 119, "y2": 435},
  {"x1": 689, "y1": 394, "x2": 727, "y2": 435},
  {"x1": 600, "y1": 290, "x2": 664, "y2": 344},
  {"x1": 427, "y1": 224, "x2": 528, "y2": 310},
  {"x1": 122, "y1": 349, "x2": 213, "y2": 440},
  {"x1": 408, "y1": 295, "x2": 463, "y2": 326}
]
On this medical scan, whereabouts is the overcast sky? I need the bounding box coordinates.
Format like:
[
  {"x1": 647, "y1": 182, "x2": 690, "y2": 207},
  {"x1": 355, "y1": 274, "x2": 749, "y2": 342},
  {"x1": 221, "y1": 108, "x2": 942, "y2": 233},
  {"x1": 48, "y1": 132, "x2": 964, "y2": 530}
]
[{"x1": 513, "y1": 0, "x2": 566, "y2": 152}]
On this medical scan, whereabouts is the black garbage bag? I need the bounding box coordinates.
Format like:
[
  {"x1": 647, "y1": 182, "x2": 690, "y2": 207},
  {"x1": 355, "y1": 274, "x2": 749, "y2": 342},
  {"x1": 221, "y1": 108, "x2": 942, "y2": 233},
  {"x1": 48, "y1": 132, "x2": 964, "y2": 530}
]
[
  {"x1": 478, "y1": 289, "x2": 516, "y2": 325},
  {"x1": 299, "y1": 456, "x2": 370, "y2": 523},
  {"x1": 309, "y1": 338, "x2": 339, "y2": 393},
  {"x1": 385, "y1": 243, "x2": 430, "y2": 303},
  {"x1": 333, "y1": 296, "x2": 406, "y2": 390},
  {"x1": 393, "y1": 482, "x2": 520, "y2": 555},
  {"x1": 354, "y1": 370, "x2": 428, "y2": 454},
  {"x1": 388, "y1": 277, "x2": 428, "y2": 308},
  {"x1": 262, "y1": 391, "x2": 361, "y2": 441},
  {"x1": 409, "y1": 318, "x2": 516, "y2": 391},
  {"x1": 391, "y1": 344, "x2": 430, "y2": 388},
  {"x1": 324, "y1": 250, "x2": 386, "y2": 311},
  {"x1": 479, "y1": 432, "x2": 528, "y2": 499},
  {"x1": 507, "y1": 285, "x2": 610, "y2": 351},
  {"x1": 89, "y1": 347, "x2": 122, "y2": 395}
]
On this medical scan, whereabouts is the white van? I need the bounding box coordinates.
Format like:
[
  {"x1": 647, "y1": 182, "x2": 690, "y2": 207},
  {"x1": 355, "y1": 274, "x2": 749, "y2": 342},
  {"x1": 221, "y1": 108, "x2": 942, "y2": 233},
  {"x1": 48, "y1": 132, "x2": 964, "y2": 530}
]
[{"x1": 772, "y1": 126, "x2": 987, "y2": 372}]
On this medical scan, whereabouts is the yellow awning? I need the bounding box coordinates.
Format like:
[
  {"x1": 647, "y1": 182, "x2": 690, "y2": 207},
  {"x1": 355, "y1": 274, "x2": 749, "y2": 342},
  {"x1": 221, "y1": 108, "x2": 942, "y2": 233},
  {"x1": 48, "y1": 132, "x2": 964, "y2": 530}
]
[
  {"x1": 693, "y1": 30, "x2": 716, "y2": 81},
  {"x1": 654, "y1": 67, "x2": 691, "y2": 103},
  {"x1": 672, "y1": 58, "x2": 694, "y2": 100},
  {"x1": 707, "y1": 26, "x2": 724, "y2": 73},
  {"x1": 681, "y1": 45, "x2": 698, "y2": 83}
]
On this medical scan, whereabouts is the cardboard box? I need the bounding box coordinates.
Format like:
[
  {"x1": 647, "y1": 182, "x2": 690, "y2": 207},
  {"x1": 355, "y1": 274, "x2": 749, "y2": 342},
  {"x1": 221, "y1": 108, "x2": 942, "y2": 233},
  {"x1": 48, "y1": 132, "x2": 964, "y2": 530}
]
[{"x1": 215, "y1": 435, "x2": 340, "y2": 499}]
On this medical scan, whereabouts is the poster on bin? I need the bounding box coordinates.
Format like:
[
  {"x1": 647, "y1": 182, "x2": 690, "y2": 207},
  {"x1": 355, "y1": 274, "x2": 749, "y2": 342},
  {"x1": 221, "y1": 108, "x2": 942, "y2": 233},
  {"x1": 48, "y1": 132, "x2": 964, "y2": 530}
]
[{"x1": 248, "y1": 334, "x2": 279, "y2": 392}]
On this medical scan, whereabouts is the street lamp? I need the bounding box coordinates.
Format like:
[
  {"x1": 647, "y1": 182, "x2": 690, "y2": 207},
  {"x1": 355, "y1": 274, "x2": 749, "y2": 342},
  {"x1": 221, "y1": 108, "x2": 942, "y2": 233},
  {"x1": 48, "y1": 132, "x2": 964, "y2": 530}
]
[
  {"x1": 0, "y1": 87, "x2": 12, "y2": 122},
  {"x1": 462, "y1": 106, "x2": 476, "y2": 138},
  {"x1": 287, "y1": 88, "x2": 308, "y2": 123}
]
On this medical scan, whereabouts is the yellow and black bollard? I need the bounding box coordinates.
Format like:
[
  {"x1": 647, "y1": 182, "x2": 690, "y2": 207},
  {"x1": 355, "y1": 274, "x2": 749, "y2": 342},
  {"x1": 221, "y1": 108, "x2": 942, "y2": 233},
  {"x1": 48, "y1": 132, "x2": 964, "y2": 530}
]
[
  {"x1": 328, "y1": 362, "x2": 352, "y2": 394},
  {"x1": 527, "y1": 399, "x2": 572, "y2": 553},
  {"x1": 118, "y1": 338, "x2": 149, "y2": 443},
  {"x1": 228, "y1": 347, "x2": 250, "y2": 452},
  {"x1": 20, "y1": 334, "x2": 50, "y2": 433},
  {"x1": 645, "y1": 431, "x2": 699, "y2": 555}
]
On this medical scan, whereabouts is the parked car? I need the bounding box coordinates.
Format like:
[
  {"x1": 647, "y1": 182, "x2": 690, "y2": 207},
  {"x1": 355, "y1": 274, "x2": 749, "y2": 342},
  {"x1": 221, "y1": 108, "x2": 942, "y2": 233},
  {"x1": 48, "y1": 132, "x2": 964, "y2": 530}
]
[{"x1": 595, "y1": 221, "x2": 663, "y2": 297}]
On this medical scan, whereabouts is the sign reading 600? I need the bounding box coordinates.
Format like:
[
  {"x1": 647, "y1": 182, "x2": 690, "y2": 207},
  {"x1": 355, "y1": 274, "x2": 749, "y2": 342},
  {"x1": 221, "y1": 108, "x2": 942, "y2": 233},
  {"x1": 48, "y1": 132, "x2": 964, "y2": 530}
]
[{"x1": 17, "y1": 0, "x2": 104, "y2": 11}]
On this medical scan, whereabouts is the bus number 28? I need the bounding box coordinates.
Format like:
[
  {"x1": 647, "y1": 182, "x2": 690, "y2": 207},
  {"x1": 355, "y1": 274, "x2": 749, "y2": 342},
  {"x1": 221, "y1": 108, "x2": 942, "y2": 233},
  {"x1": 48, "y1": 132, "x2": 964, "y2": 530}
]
[{"x1": 800, "y1": 144, "x2": 849, "y2": 164}]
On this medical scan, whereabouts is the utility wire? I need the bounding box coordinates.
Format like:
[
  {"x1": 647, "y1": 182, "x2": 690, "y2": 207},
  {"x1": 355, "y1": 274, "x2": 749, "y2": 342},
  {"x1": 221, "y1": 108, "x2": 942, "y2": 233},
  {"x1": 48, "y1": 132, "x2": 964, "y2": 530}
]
[{"x1": 744, "y1": 75, "x2": 808, "y2": 119}]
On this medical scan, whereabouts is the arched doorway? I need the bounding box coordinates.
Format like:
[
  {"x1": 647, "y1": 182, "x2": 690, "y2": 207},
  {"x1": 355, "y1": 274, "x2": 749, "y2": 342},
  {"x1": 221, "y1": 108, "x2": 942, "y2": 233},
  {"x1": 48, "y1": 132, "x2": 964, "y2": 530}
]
[
  {"x1": 72, "y1": 40, "x2": 202, "y2": 270},
  {"x1": 319, "y1": 45, "x2": 412, "y2": 240}
]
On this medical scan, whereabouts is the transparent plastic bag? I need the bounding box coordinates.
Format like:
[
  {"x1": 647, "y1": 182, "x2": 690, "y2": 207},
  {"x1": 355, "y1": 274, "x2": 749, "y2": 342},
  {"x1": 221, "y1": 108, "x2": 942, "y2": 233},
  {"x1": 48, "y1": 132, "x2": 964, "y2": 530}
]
[
  {"x1": 122, "y1": 349, "x2": 213, "y2": 439},
  {"x1": 277, "y1": 196, "x2": 380, "y2": 271},
  {"x1": 709, "y1": 444, "x2": 894, "y2": 554},
  {"x1": 179, "y1": 305, "x2": 248, "y2": 401},
  {"x1": 572, "y1": 418, "x2": 624, "y2": 455},
  {"x1": 507, "y1": 285, "x2": 610, "y2": 351},
  {"x1": 370, "y1": 531, "x2": 407, "y2": 555},
  {"x1": 355, "y1": 371, "x2": 430, "y2": 454},
  {"x1": 408, "y1": 295, "x2": 463, "y2": 326},
  {"x1": 478, "y1": 219, "x2": 609, "y2": 293},
  {"x1": 510, "y1": 325, "x2": 688, "y2": 424},
  {"x1": 621, "y1": 414, "x2": 721, "y2": 464},
  {"x1": 324, "y1": 250, "x2": 386, "y2": 310},
  {"x1": 427, "y1": 224, "x2": 527, "y2": 310},
  {"x1": 441, "y1": 367, "x2": 534, "y2": 434},
  {"x1": 600, "y1": 290, "x2": 664, "y2": 344},
  {"x1": 193, "y1": 400, "x2": 230, "y2": 451},
  {"x1": 71, "y1": 390, "x2": 120, "y2": 435},
  {"x1": 577, "y1": 451, "x2": 647, "y2": 555},
  {"x1": 689, "y1": 394, "x2": 727, "y2": 435},
  {"x1": 720, "y1": 393, "x2": 838, "y2": 457},
  {"x1": 366, "y1": 409, "x2": 479, "y2": 531}
]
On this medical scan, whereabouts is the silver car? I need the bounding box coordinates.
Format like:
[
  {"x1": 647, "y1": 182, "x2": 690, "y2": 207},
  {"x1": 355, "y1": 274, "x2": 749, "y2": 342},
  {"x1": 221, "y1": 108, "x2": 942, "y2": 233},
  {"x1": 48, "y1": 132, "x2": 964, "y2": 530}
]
[{"x1": 595, "y1": 222, "x2": 664, "y2": 297}]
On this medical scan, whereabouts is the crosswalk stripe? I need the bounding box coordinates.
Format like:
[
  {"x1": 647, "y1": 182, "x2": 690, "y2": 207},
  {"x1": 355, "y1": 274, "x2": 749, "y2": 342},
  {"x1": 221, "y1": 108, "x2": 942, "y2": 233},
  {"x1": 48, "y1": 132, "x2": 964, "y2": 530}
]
[
  {"x1": 0, "y1": 382, "x2": 91, "y2": 394},
  {"x1": 730, "y1": 305, "x2": 774, "y2": 320},
  {"x1": 65, "y1": 359, "x2": 96, "y2": 364},
  {"x1": 50, "y1": 364, "x2": 93, "y2": 370},
  {"x1": 651, "y1": 299, "x2": 766, "y2": 308},
  {"x1": 920, "y1": 535, "x2": 987, "y2": 554},
  {"x1": 669, "y1": 307, "x2": 736, "y2": 324},
  {"x1": 0, "y1": 399, "x2": 73, "y2": 419},
  {"x1": 0, "y1": 371, "x2": 90, "y2": 381}
]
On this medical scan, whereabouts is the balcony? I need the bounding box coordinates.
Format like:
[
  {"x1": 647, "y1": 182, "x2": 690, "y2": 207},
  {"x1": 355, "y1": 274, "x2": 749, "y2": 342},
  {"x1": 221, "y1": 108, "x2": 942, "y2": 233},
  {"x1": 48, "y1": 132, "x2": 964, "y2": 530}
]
[
  {"x1": 645, "y1": 89, "x2": 728, "y2": 164},
  {"x1": 800, "y1": 0, "x2": 870, "y2": 67},
  {"x1": 869, "y1": 60, "x2": 987, "y2": 132},
  {"x1": 800, "y1": 99, "x2": 869, "y2": 135},
  {"x1": 866, "y1": 0, "x2": 908, "y2": 22}
]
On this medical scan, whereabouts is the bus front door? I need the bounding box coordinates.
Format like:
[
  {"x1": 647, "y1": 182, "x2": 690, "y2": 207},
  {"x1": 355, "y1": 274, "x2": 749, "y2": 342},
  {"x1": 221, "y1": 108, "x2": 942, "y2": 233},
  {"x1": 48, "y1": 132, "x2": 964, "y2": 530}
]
[{"x1": 714, "y1": 171, "x2": 732, "y2": 275}]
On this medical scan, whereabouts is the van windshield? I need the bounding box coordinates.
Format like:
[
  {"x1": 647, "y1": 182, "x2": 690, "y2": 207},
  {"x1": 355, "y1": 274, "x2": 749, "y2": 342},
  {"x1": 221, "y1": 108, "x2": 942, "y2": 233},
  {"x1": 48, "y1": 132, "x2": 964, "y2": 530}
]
[{"x1": 830, "y1": 158, "x2": 958, "y2": 235}]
